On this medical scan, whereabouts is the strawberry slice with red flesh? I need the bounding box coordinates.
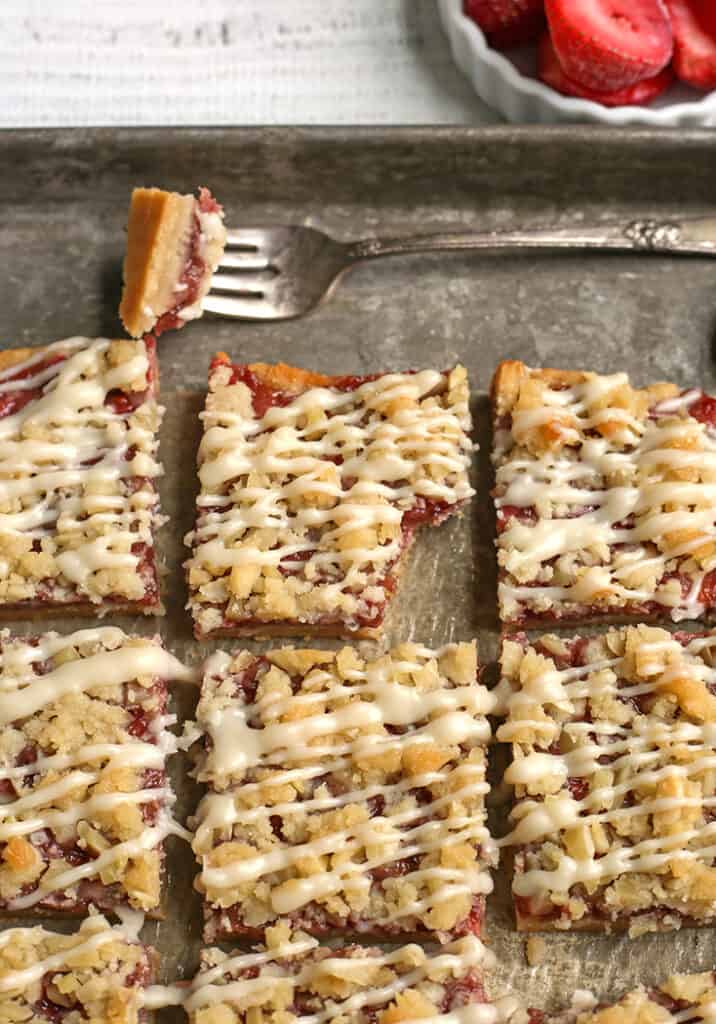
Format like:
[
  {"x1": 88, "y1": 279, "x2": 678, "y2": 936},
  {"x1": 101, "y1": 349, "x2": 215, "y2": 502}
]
[
  {"x1": 665, "y1": 0, "x2": 716, "y2": 89},
  {"x1": 538, "y1": 31, "x2": 674, "y2": 104},
  {"x1": 463, "y1": 0, "x2": 545, "y2": 49},
  {"x1": 545, "y1": 0, "x2": 673, "y2": 91}
]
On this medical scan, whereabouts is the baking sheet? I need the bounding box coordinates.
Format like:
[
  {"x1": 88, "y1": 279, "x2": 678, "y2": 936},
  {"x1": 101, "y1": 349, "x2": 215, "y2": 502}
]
[{"x1": 2, "y1": 126, "x2": 716, "y2": 1019}]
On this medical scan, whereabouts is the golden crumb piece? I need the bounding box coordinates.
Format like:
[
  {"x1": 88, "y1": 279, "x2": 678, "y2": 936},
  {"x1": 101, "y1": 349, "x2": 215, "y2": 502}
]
[
  {"x1": 379, "y1": 990, "x2": 439, "y2": 1024},
  {"x1": 525, "y1": 936, "x2": 546, "y2": 967}
]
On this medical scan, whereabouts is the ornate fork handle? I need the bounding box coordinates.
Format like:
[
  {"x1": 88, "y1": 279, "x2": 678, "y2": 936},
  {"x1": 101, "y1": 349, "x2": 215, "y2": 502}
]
[{"x1": 345, "y1": 217, "x2": 716, "y2": 262}]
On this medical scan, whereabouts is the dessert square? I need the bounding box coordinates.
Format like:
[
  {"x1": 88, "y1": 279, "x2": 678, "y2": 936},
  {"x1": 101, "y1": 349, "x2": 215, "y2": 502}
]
[
  {"x1": 0, "y1": 627, "x2": 191, "y2": 916},
  {"x1": 190, "y1": 641, "x2": 495, "y2": 941},
  {"x1": 528, "y1": 972, "x2": 716, "y2": 1023},
  {"x1": 120, "y1": 186, "x2": 227, "y2": 338},
  {"x1": 0, "y1": 913, "x2": 158, "y2": 1023},
  {"x1": 498, "y1": 624, "x2": 716, "y2": 935},
  {"x1": 491, "y1": 359, "x2": 716, "y2": 629},
  {"x1": 185, "y1": 927, "x2": 496, "y2": 1024},
  {"x1": 185, "y1": 357, "x2": 474, "y2": 640},
  {"x1": 0, "y1": 336, "x2": 164, "y2": 617}
]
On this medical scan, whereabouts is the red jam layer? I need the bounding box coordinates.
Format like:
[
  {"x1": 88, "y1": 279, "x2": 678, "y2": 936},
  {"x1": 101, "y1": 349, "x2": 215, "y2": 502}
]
[
  {"x1": 690, "y1": 392, "x2": 716, "y2": 426},
  {"x1": 152, "y1": 189, "x2": 222, "y2": 337},
  {"x1": 0, "y1": 353, "x2": 67, "y2": 419}
]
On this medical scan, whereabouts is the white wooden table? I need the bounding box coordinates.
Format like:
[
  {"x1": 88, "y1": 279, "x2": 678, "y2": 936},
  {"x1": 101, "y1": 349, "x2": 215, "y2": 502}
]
[{"x1": 0, "y1": 0, "x2": 498, "y2": 128}]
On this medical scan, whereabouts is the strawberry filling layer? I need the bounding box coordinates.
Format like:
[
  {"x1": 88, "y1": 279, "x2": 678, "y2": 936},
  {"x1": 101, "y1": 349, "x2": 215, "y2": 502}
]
[{"x1": 152, "y1": 188, "x2": 222, "y2": 337}]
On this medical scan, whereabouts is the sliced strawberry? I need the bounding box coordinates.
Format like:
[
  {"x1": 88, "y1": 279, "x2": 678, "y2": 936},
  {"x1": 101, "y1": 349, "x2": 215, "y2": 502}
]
[
  {"x1": 665, "y1": 0, "x2": 716, "y2": 89},
  {"x1": 463, "y1": 0, "x2": 545, "y2": 49},
  {"x1": 545, "y1": 0, "x2": 673, "y2": 91},
  {"x1": 538, "y1": 31, "x2": 674, "y2": 104}
]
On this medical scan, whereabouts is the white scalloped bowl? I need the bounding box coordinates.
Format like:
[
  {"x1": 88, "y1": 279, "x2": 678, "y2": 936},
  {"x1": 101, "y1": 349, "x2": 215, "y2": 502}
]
[{"x1": 439, "y1": 0, "x2": 716, "y2": 126}]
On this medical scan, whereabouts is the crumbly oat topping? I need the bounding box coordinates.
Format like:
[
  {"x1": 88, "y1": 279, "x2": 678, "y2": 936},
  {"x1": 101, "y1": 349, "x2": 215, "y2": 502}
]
[
  {"x1": 0, "y1": 912, "x2": 155, "y2": 1023},
  {"x1": 0, "y1": 337, "x2": 164, "y2": 611},
  {"x1": 190, "y1": 642, "x2": 496, "y2": 940},
  {"x1": 185, "y1": 928, "x2": 497, "y2": 1024},
  {"x1": 525, "y1": 936, "x2": 545, "y2": 967},
  {"x1": 497, "y1": 625, "x2": 716, "y2": 933},
  {"x1": 0, "y1": 627, "x2": 190, "y2": 914},
  {"x1": 545, "y1": 972, "x2": 716, "y2": 1022},
  {"x1": 491, "y1": 359, "x2": 716, "y2": 625},
  {"x1": 185, "y1": 359, "x2": 473, "y2": 638}
]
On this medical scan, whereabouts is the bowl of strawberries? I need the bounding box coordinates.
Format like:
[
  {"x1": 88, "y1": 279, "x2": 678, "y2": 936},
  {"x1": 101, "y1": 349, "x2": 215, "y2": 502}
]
[{"x1": 438, "y1": 0, "x2": 716, "y2": 124}]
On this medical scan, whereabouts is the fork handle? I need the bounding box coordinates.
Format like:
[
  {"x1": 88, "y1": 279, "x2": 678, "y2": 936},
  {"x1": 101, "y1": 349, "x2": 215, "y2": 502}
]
[{"x1": 344, "y1": 216, "x2": 716, "y2": 262}]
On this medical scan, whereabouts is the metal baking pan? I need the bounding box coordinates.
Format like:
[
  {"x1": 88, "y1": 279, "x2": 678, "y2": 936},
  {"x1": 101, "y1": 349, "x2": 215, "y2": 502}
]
[{"x1": 2, "y1": 126, "x2": 716, "y2": 1019}]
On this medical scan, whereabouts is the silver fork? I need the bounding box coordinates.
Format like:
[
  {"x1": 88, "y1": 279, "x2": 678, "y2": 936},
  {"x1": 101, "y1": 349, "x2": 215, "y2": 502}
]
[{"x1": 204, "y1": 216, "x2": 716, "y2": 321}]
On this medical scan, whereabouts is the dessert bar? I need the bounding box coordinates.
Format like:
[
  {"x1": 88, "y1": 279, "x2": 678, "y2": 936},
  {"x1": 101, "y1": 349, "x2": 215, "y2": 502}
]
[
  {"x1": 491, "y1": 359, "x2": 716, "y2": 628},
  {"x1": 498, "y1": 624, "x2": 716, "y2": 934},
  {"x1": 185, "y1": 927, "x2": 499, "y2": 1024},
  {"x1": 0, "y1": 336, "x2": 164, "y2": 616},
  {"x1": 186, "y1": 357, "x2": 474, "y2": 639},
  {"x1": 0, "y1": 627, "x2": 191, "y2": 915},
  {"x1": 190, "y1": 641, "x2": 495, "y2": 940}
]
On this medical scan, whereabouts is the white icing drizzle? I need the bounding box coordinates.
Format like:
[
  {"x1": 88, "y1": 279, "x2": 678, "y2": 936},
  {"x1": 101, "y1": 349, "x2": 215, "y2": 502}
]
[
  {"x1": 0, "y1": 337, "x2": 163, "y2": 607},
  {"x1": 497, "y1": 628, "x2": 716, "y2": 908},
  {"x1": 0, "y1": 628, "x2": 193, "y2": 910},
  {"x1": 0, "y1": 911, "x2": 147, "y2": 994},
  {"x1": 193, "y1": 643, "x2": 496, "y2": 928},
  {"x1": 185, "y1": 365, "x2": 473, "y2": 633},
  {"x1": 185, "y1": 934, "x2": 498, "y2": 1023},
  {"x1": 493, "y1": 368, "x2": 716, "y2": 622}
]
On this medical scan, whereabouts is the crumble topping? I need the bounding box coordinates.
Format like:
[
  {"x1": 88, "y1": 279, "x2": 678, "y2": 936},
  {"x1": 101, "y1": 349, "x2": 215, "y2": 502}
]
[
  {"x1": 0, "y1": 912, "x2": 156, "y2": 1024},
  {"x1": 0, "y1": 337, "x2": 164, "y2": 611},
  {"x1": 185, "y1": 359, "x2": 474, "y2": 638},
  {"x1": 185, "y1": 927, "x2": 498, "y2": 1024},
  {"x1": 539, "y1": 972, "x2": 716, "y2": 1022},
  {"x1": 0, "y1": 627, "x2": 192, "y2": 914},
  {"x1": 491, "y1": 359, "x2": 716, "y2": 626},
  {"x1": 190, "y1": 641, "x2": 496, "y2": 940},
  {"x1": 498, "y1": 625, "x2": 716, "y2": 934}
]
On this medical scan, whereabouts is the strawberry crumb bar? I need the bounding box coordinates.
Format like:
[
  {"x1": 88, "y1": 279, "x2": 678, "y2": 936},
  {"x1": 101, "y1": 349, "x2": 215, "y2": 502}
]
[
  {"x1": 189, "y1": 641, "x2": 495, "y2": 941},
  {"x1": 527, "y1": 972, "x2": 716, "y2": 1023},
  {"x1": 185, "y1": 357, "x2": 474, "y2": 640},
  {"x1": 185, "y1": 927, "x2": 500, "y2": 1024},
  {"x1": 0, "y1": 627, "x2": 192, "y2": 916},
  {"x1": 498, "y1": 624, "x2": 716, "y2": 935},
  {"x1": 0, "y1": 337, "x2": 164, "y2": 617},
  {"x1": 119, "y1": 186, "x2": 227, "y2": 339},
  {"x1": 0, "y1": 913, "x2": 158, "y2": 1023},
  {"x1": 491, "y1": 359, "x2": 716, "y2": 629}
]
